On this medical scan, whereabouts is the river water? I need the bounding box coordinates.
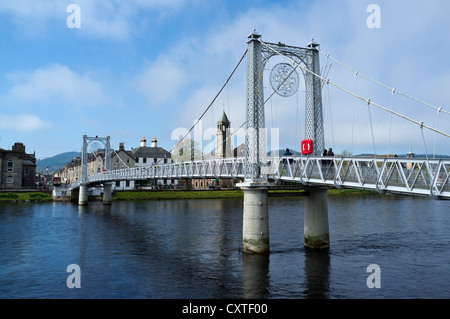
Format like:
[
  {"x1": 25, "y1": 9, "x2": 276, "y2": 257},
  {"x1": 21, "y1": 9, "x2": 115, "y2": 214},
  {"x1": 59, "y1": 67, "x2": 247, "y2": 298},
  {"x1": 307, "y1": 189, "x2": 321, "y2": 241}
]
[{"x1": 0, "y1": 195, "x2": 449, "y2": 299}]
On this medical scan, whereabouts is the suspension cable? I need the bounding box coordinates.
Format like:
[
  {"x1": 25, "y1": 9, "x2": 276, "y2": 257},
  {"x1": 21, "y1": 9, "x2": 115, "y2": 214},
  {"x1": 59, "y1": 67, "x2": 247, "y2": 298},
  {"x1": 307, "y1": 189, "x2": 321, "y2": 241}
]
[
  {"x1": 326, "y1": 80, "x2": 335, "y2": 151},
  {"x1": 257, "y1": 39, "x2": 450, "y2": 139},
  {"x1": 420, "y1": 122, "x2": 430, "y2": 163},
  {"x1": 87, "y1": 143, "x2": 110, "y2": 173},
  {"x1": 388, "y1": 88, "x2": 396, "y2": 155},
  {"x1": 367, "y1": 99, "x2": 377, "y2": 157},
  {"x1": 165, "y1": 48, "x2": 248, "y2": 163},
  {"x1": 351, "y1": 71, "x2": 358, "y2": 154},
  {"x1": 318, "y1": 49, "x2": 450, "y2": 116},
  {"x1": 113, "y1": 148, "x2": 131, "y2": 169}
]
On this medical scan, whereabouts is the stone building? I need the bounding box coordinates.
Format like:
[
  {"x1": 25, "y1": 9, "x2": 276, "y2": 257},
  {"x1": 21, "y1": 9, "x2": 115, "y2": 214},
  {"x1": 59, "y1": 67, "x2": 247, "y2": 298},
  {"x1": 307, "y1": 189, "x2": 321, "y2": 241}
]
[
  {"x1": 191, "y1": 111, "x2": 243, "y2": 189},
  {"x1": 58, "y1": 142, "x2": 136, "y2": 190},
  {"x1": 59, "y1": 138, "x2": 175, "y2": 189},
  {"x1": 0, "y1": 142, "x2": 36, "y2": 189},
  {"x1": 111, "y1": 142, "x2": 136, "y2": 190}
]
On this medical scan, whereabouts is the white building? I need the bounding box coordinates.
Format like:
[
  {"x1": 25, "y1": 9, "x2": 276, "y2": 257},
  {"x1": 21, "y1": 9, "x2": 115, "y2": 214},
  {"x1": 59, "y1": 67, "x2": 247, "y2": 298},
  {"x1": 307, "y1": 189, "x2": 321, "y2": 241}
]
[{"x1": 132, "y1": 137, "x2": 176, "y2": 188}]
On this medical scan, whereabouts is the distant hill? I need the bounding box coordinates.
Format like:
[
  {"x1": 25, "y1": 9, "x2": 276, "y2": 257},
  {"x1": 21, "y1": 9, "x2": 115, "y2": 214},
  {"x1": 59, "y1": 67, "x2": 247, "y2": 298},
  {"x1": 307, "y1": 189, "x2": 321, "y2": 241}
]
[{"x1": 37, "y1": 152, "x2": 80, "y2": 173}]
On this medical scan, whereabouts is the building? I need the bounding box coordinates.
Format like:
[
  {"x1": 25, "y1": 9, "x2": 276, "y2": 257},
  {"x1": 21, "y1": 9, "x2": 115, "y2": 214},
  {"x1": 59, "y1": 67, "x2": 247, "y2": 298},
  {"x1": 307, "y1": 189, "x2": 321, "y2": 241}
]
[
  {"x1": 132, "y1": 137, "x2": 175, "y2": 188},
  {"x1": 0, "y1": 142, "x2": 36, "y2": 189},
  {"x1": 191, "y1": 111, "x2": 243, "y2": 189},
  {"x1": 59, "y1": 138, "x2": 176, "y2": 190},
  {"x1": 111, "y1": 142, "x2": 136, "y2": 190},
  {"x1": 58, "y1": 142, "x2": 136, "y2": 190}
]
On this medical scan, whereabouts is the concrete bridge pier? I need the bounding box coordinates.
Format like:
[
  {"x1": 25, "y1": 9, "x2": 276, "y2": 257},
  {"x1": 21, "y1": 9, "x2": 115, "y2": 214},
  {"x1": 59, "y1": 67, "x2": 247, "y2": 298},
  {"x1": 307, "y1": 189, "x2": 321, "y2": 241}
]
[
  {"x1": 78, "y1": 184, "x2": 89, "y2": 206},
  {"x1": 239, "y1": 182, "x2": 273, "y2": 254},
  {"x1": 304, "y1": 187, "x2": 330, "y2": 249},
  {"x1": 103, "y1": 183, "x2": 113, "y2": 205}
]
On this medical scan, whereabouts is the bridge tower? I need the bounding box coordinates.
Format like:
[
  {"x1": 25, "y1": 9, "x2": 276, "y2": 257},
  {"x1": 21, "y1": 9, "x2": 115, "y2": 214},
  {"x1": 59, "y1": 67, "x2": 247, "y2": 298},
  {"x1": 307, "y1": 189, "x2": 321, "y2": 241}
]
[
  {"x1": 79, "y1": 135, "x2": 112, "y2": 205},
  {"x1": 238, "y1": 30, "x2": 329, "y2": 253}
]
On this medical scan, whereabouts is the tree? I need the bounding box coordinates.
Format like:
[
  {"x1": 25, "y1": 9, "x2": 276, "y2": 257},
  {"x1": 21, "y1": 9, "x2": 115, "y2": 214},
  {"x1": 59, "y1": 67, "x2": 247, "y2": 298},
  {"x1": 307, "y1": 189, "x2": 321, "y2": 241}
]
[{"x1": 339, "y1": 149, "x2": 353, "y2": 157}]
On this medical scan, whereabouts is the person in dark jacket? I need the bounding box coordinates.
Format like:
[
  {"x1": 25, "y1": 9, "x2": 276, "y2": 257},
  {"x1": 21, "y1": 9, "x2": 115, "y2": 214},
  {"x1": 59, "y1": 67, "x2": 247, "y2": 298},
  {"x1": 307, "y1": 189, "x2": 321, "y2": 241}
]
[
  {"x1": 327, "y1": 148, "x2": 334, "y2": 157},
  {"x1": 321, "y1": 149, "x2": 327, "y2": 168}
]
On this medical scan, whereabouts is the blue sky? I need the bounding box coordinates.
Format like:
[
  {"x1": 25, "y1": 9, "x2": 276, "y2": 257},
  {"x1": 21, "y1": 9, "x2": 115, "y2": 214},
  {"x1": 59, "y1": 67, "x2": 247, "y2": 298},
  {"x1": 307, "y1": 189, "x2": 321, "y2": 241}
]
[{"x1": 0, "y1": 0, "x2": 449, "y2": 158}]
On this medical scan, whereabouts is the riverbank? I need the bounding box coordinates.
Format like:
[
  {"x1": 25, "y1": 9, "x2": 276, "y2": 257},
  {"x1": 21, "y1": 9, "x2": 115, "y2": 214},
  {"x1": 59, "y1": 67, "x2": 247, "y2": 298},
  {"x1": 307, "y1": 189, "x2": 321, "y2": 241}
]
[
  {"x1": 111, "y1": 188, "x2": 380, "y2": 201},
  {"x1": 0, "y1": 188, "x2": 381, "y2": 203},
  {"x1": 0, "y1": 192, "x2": 53, "y2": 202}
]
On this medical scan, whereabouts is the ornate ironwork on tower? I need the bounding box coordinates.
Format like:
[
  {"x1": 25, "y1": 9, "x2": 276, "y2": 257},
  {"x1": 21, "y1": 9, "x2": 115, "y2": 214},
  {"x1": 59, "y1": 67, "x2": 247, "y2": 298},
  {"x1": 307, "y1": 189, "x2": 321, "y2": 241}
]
[
  {"x1": 244, "y1": 30, "x2": 325, "y2": 182},
  {"x1": 80, "y1": 135, "x2": 111, "y2": 183}
]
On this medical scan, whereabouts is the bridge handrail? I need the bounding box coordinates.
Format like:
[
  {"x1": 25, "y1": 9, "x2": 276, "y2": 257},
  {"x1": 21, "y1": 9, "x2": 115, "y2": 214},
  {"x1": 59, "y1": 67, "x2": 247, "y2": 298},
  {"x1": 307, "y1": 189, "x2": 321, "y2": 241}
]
[{"x1": 67, "y1": 156, "x2": 449, "y2": 199}]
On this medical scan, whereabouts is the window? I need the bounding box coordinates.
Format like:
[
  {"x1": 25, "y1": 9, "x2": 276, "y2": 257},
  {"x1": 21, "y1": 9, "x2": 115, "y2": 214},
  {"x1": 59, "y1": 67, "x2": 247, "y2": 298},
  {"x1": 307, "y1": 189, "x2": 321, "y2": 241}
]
[
  {"x1": 7, "y1": 160, "x2": 13, "y2": 172},
  {"x1": 116, "y1": 181, "x2": 120, "y2": 187},
  {"x1": 135, "y1": 158, "x2": 139, "y2": 163},
  {"x1": 6, "y1": 176, "x2": 13, "y2": 184},
  {"x1": 164, "y1": 158, "x2": 167, "y2": 164},
  {"x1": 154, "y1": 158, "x2": 157, "y2": 163},
  {"x1": 143, "y1": 158, "x2": 147, "y2": 164},
  {"x1": 116, "y1": 158, "x2": 119, "y2": 164},
  {"x1": 24, "y1": 168, "x2": 29, "y2": 177},
  {"x1": 127, "y1": 158, "x2": 130, "y2": 164},
  {"x1": 126, "y1": 181, "x2": 130, "y2": 187}
]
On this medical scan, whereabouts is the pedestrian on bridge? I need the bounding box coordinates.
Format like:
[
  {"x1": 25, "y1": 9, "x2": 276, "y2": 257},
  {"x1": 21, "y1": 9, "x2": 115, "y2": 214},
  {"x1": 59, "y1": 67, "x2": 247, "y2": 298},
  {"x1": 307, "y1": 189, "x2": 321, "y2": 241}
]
[
  {"x1": 327, "y1": 148, "x2": 335, "y2": 175},
  {"x1": 327, "y1": 148, "x2": 334, "y2": 157},
  {"x1": 321, "y1": 149, "x2": 328, "y2": 169}
]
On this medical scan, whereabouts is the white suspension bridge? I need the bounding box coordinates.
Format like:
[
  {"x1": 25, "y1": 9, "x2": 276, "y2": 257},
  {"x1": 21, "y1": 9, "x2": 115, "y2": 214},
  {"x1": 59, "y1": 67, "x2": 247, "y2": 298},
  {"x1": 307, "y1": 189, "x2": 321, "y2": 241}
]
[{"x1": 67, "y1": 30, "x2": 450, "y2": 253}]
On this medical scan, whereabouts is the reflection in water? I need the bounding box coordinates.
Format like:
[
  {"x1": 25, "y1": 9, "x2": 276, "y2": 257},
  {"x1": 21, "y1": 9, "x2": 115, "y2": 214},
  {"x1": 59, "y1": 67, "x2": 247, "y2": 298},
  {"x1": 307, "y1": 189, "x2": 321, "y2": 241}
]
[
  {"x1": 303, "y1": 248, "x2": 330, "y2": 298},
  {"x1": 242, "y1": 253, "x2": 270, "y2": 299},
  {"x1": 0, "y1": 196, "x2": 449, "y2": 298}
]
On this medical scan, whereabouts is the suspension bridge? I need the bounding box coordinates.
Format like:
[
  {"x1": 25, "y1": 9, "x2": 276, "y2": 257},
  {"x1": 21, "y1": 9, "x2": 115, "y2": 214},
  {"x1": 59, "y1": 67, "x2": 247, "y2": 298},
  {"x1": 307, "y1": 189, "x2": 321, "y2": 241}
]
[{"x1": 67, "y1": 30, "x2": 450, "y2": 253}]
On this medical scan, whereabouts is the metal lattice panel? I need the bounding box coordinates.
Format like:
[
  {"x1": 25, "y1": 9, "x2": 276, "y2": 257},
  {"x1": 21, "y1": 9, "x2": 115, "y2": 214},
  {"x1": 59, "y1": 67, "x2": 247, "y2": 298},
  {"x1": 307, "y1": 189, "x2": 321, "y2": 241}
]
[
  {"x1": 68, "y1": 156, "x2": 450, "y2": 199},
  {"x1": 244, "y1": 32, "x2": 325, "y2": 183},
  {"x1": 244, "y1": 31, "x2": 265, "y2": 181}
]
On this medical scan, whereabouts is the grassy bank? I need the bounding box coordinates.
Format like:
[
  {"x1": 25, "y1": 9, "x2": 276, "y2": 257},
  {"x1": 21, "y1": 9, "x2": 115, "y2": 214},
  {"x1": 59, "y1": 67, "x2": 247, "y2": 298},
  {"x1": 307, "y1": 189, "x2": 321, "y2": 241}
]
[
  {"x1": 0, "y1": 188, "x2": 381, "y2": 203},
  {"x1": 112, "y1": 189, "x2": 244, "y2": 201},
  {"x1": 0, "y1": 192, "x2": 53, "y2": 202},
  {"x1": 326, "y1": 188, "x2": 381, "y2": 197},
  {"x1": 112, "y1": 188, "x2": 380, "y2": 201}
]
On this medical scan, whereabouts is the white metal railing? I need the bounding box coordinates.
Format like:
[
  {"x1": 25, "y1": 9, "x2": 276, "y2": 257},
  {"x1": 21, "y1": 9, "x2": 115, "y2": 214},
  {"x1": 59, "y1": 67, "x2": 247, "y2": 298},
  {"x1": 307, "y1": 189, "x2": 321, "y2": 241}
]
[{"x1": 68, "y1": 156, "x2": 450, "y2": 199}]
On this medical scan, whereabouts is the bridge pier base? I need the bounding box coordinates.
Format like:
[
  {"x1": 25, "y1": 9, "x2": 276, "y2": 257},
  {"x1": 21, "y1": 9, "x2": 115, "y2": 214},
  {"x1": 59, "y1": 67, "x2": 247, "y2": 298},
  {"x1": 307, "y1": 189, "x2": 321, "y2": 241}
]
[
  {"x1": 103, "y1": 183, "x2": 112, "y2": 205},
  {"x1": 78, "y1": 184, "x2": 89, "y2": 206},
  {"x1": 239, "y1": 182, "x2": 273, "y2": 254},
  {"x1": 304, "y1": 187, "x2": 330, "y2": 249}
]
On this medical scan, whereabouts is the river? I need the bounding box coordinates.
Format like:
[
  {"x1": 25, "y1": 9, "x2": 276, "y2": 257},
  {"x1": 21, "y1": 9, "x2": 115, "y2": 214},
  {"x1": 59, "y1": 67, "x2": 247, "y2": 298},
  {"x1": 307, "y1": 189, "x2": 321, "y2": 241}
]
[{"x1": 0, "y1": 195, "x2": 449, "y2": 299}]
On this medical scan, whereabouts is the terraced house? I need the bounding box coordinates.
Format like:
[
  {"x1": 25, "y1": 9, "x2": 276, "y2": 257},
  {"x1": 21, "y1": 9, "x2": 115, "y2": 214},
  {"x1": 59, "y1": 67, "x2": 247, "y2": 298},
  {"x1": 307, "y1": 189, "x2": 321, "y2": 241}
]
[{"x1": 0, "y1": 142, "x2": 36, "y2": 189}]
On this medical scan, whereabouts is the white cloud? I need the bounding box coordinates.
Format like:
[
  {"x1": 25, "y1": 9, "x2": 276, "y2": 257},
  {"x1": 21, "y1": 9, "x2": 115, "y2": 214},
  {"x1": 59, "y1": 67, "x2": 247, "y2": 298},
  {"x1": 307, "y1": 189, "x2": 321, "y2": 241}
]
[
  {"x1": 0, "y1": 0, "x2": 190, "y2": 40},
  {"x1": 133, "y1": 57, "x2": 187, "y2": 105},
  {"x1": 0, "y1": 114, "x2": 46, "y2": 132},
  {"x1": 6, "y1": 64, "x2": 106, "y2": 107}
]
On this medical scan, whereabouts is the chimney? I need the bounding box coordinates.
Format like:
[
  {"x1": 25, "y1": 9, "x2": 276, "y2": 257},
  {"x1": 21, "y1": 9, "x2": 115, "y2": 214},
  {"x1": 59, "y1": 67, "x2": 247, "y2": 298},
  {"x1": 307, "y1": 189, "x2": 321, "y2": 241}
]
[
  {"x1": 140, "y1": 137, "x2": 147, "y2": 147},
  {"x1": 12, "y1": 142, "x2": 25, "y2": 153},
  {"x1": 151, "y1": 138, "x2": 157, "y2": 148},
  {"x1": 119, "y1": 143, "x2": 125, "y2": 151}
]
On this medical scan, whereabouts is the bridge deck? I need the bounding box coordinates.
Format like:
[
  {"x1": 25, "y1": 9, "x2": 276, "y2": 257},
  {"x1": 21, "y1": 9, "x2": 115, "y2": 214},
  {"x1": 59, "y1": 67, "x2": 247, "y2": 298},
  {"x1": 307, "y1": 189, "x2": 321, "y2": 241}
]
[{"x1": 69, "y1": 156, "x2": 450, "y2": 199}]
